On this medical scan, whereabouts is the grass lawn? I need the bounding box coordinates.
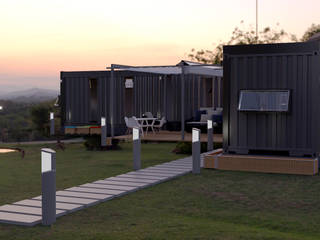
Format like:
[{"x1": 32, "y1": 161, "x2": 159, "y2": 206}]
[{"x1": 0, "y1": 142, "x2": 320, "y2": 240}]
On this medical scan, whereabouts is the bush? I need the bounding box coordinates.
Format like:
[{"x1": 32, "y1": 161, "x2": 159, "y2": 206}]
[
  {"x1": 172, "y1": 141, "x2": 222, "y2": 154},
  {"x1": 84, "y1": 135, "x2": 120, "y2": 151}
]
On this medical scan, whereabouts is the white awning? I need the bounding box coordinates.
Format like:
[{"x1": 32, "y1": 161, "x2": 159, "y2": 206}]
[
  {"x1": 184, "y1": 65, "x2": 223, "y2": 77},
  {"x1": 125, "y1": 66, "x2": 182, "y2": 75},
  {"x1": 124, "y1": 65, "x2": 223, "y2": 77}
]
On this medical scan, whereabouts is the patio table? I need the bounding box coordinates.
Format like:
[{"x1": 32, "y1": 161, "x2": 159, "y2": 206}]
[{"x1": 136, "y1": 117, "x2": 157, "y2": 134}]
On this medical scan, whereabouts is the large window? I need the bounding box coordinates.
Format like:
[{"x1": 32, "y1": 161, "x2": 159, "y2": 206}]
[{"x1": 238, "y1": 90, "x2": 290, "y2": 112}]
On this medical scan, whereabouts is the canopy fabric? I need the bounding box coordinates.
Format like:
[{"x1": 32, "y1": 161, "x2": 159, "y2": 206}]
[
  {"x1": 124, "y1": 66, "x2": 182, "y2": 75},
  {"x1": 123, "y1": 65, "x2": 223, "y2": 77}
]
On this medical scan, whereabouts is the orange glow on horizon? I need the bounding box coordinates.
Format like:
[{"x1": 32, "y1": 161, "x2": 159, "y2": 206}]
[{"x1": 0, "y1": 0, "x2": 319, "y2": 89}]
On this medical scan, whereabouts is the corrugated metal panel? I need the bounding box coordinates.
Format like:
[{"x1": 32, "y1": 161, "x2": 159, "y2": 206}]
[
  {"x1": 223, "y1": 42, "x2": 320, "y2": 157},
  {"x1": 61, "y1": 69, "x2": 223, "y2": 135}
]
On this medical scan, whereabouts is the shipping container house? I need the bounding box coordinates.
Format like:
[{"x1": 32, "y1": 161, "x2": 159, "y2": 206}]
[
  {"x1": 223, "y1": 41, "x2": 320, "y2": 157},
  {"x1": 60, "y1": 61, "x2": 223, "y2": 138}
]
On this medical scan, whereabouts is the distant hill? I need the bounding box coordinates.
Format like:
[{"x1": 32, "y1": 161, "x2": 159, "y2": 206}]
[{"x1": 0, "y1": 88, "x2": 59, "y2": 103}]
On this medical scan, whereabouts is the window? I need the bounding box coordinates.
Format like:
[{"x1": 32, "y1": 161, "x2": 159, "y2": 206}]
[{"x1": 238, "y1": 90, "x2": 290, "y2": 112}]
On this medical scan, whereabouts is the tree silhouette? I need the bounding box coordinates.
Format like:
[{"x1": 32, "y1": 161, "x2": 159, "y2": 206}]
[
  {"x1": 188, "y1": 21, "x2": 297, "y2": 64},
  {"x1": 301, "y1": 24, "x2": 320, "y2": 41}
]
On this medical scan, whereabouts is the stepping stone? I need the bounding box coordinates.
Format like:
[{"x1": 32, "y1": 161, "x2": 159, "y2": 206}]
[
  {"x1": 95, "y1": 180, "x2": 147, "y2": 187},
  {"x1": 143, "y1": 168, "x2": 186, "y2": 174},
  {"x1": 56, "y1": 191, "x2": 113, "y2": 201},
  {"x1": 13, "y1": 199, "x2": 84, "y2": 212},
  {"x1": 0, "y1": 154, "x2": 200, "y2": 226},
  {"x1": 147, "y1": 166, "x2": 187, "y2": 171},
  {"x1": 118, "y1": 173, "x2": 166, "y2": 180},
  {"x1": 161, "y1": 163, "x2": 192, "y2": 168},
  {"x1": 141, "y1": 169, "x2": 189, "y2": 178},
  {"x1": 34, "y1": 196, "x2": 99, "y2": 207},
  {"x1": 157, "y1": 163, "x2": 192, "y2": 168},
  {"x1": 162, "y1": 164, "x2": 192, "y2": 168},
  {"x1": 155, "y1": 165, "x2": 191, "y2": 170},
  {"x1": 66, "y1": 187, "x2": 124, "y2": 196},
  {"x1": 139, "y1": 169, "x2": 184, "y2": 174},
  {"x1": 0, "y1": 211, "x2": 41, "y2": 226},
  {"x1": 108, "y1": 176, "x2": 158, "y2": 184},
  {"x1": 0, "y1": 204, "x2": 65, "y2": 217},
  {"x1": 150, "y1": 166, "x2": 190, "y2": 171},
  {"x1": 130, "y1": 171, "x2": 177, "y2": 177},
  {"x1": 172, "y1": 159, "x2": 192, "y2": 164},
  {"x1": 81, "y1": 183, "x2": 138, "y2": 192}
]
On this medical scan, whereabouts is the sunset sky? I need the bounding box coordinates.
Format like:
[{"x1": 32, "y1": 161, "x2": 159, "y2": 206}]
[{"x1": 0, "y1": 0, "x2": 319, "y2": 90}]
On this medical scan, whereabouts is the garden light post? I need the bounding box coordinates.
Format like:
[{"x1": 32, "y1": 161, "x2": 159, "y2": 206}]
[
  {"x1": 50, "y1": 112, "x2": 54, "y2": 136},
  {"x1": 207, "y1": 120, "x2": 214, "y2": 152},
  {"x1": 41, "y1": 148, "x2": 56, "y2": 226},
  {"x1": 192, "y1": 128, "x2": 201, "y2": 174},
  {"x1": 133, "y1": 127, "x2": 141, "y2": 170},
  {"x1": 101, "y1": 117, "x2": 107, "y2": 147}
]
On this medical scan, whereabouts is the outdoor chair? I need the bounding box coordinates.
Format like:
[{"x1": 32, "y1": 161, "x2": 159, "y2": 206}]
[
  {"x1": 144, "y1": 112, "x2": 154, "y2": 118},
  {"x1": 124, "y1": 117, "x2": 144, "y2": 136},
  {"x1": 153, "y1": 117, "x2": 166, "y2": 132}
]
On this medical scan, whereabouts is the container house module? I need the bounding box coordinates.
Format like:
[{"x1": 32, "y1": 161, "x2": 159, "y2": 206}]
[
  {"x1": 222, "y1": 41, "x2": 320, "y2": 158},
  {"x1": 60, "y1": 61, "x2": 223, "y2": 138}
]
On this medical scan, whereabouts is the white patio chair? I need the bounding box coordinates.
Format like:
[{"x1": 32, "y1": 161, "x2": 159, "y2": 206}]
[
  {"x1": 124, "y1": 117, "x2": 131, "y2": 135},
  {"x1": 130, "y1": 116, "x2": 144, "y2": 136},
  {"x1": 153, "y1": 117, "x2": 166, "y2": 132},
  {"x1": 144, "y1": 112, "x2": 154, "y2": 118}
]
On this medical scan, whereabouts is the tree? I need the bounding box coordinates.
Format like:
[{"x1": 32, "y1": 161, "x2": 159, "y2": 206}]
[
  {"x1": 301, "y1": 24, "x2": 320, "y2": 41},
  {"x1": 188, "y1": 21, "x2": 297, "y2": 64},
  {"x1": 30, "y1": 102, "x2": 54, "y2": 136}
]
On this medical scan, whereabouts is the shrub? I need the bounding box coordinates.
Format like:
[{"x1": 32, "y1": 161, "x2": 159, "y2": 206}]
[
  {"x1": 173, "y1": 141, "x2": 222, "y2": 154},
  {"x1": 84, "y1": 135, "x2": 120, "y2": 151}
]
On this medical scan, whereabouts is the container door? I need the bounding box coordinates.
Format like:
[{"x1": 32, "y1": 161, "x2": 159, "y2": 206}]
[
  {"x1": 124, "y1": 88, "x2": 133, "y2": 117},
  {"x1": 124, "y1": 78, "x2": 134, "y2": 117},
  {"x1": 89, "y1": 78, "x2": 98, "y2": 123},
  {"x1": 202, "y1": 78, "x2": 213, "y2": 107}
]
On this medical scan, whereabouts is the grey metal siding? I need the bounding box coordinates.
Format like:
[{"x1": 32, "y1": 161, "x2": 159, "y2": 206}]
[
  {"x1": 223, "y1": 42, "x2": 320, "y2": 156},
  {"x1": 61, "y1": 70, "x2": 222, "y2": 135}
]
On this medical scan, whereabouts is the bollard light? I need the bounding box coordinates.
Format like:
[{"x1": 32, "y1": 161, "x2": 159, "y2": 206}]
[
  {"x1": 41, "y1": 148, "x2": 56, "y2": 226},
  {"x1": 192, "y1": 128, "x2": 200, "y2": 143},
  {"x1": 41, "y1": 151, "x2": 53, "y2": 173},
  {"x1": 101, "y1": 117, "x2": 106, "y2": 127},
  {"x1": 101, "y1": 117, "x2": 107, "y2": 147},
  {"x1": 133, "y1": 127, "x2": 141, "y2": 170},
  {"x1": 133, "y1": 127, "x2": 139, "y2": 141},
  {"x1": 207, "y1": 120, "x2": 213, "y2": 152},
  {"x1": 50, "y1": 113, "x2": 55, "y2": 136},
  {"x1": 192, "y1": 128, "x2": 201, "y2": 174}
]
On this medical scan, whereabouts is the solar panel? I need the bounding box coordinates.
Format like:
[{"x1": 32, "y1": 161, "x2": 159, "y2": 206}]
[{"x1": 238, "y1": 90, "x2": 290, "y2": 112}]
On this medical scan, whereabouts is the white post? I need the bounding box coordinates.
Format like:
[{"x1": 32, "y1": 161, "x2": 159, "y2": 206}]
[
  {"x1": 50, "y1": 112, "x2": 54, "y2": 136},
  {"x1": 41, "y1": 148, "x2": 56, "y2": 225},
  {"x1": 133, "y1": 127, "x2": 141, "y2": 170},
  {"x1": 192, "y1": 128, "x2": 201, "y2": 174},
  {"x1": 101, "y1": 117, "x2": 107, "y2": 147},
  {"x1": 207, "y1": 120, "x2": 213, "y2": 152}
]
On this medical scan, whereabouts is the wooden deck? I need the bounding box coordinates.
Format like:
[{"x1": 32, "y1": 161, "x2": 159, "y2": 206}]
[
  {"x1": 204, "y1": 153, "x2": 319, "y2": 175},
  {"x1": 114, "y1": 131, "x2": 222, "y2": 143}
]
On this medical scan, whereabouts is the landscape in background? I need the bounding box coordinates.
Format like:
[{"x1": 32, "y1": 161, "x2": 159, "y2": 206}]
[{"x1": 0, "y1": 87, "x2": 59, "y2": 142}]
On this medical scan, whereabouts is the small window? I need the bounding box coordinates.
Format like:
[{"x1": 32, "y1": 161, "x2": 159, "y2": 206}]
[{"x1": 238, "y1": 90, "x2": 290, "y2": 112}]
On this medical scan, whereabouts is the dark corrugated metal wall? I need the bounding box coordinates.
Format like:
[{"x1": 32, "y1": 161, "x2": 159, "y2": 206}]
[
  {"x1": 61, "y1": 70, "x2": 222, "y2": 135},
  {"x1": 223, "y1": 42, "x2": 320, "y2": 157}
]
